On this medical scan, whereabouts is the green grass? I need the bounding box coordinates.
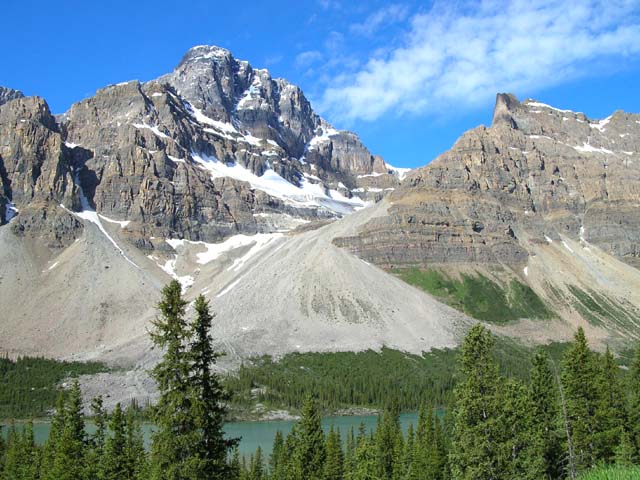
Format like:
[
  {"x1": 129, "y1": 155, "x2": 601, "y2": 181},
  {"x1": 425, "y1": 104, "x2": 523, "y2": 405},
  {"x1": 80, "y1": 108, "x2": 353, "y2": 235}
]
[
  {"x1": 0, "y1": 356, "x2": 109, "y2": 419},
  {"x1": 394, "y1": 268, "x2": 554, "y2": 324},
  {"x1": 225, "y1": 341, "x2": 572, "y2": 416},
  {"x1": 568, "y1": 285, "x2": 640, "y2": 332},
  {"x1": 577, "y1": 465, "x2": 640, "y2": 479}
]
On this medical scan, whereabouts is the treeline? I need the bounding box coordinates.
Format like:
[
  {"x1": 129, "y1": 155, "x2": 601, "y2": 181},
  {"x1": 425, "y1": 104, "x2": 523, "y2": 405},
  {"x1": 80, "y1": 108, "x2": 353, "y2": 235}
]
[
  {"x1": 0, "y1": 356, "x2": 108, "y2": 418},
  {"x1": 2, "y1": 280, "x2": 640, "y2": 479},
  {"x1": 232, "y1": 324, "x2": 640, "y2": 479}
]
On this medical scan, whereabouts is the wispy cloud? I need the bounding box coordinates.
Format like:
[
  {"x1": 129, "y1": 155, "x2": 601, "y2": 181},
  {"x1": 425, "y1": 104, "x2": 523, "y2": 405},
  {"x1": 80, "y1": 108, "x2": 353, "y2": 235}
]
[
  {"x1": 295, "y1": 50, "x2": 323, "y2": 68},
  {"x1": 350, "y1": 4, "x2": 410, "y2": 37},
  {"x1": 320, "y1": 0, "x2": 640, "y2": 122}
]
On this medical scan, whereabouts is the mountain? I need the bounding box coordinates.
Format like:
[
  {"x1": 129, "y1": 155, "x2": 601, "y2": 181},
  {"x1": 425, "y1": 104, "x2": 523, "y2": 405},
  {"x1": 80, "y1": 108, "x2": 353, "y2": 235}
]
[
  {"x1": 2, "y1": 46, "x2": 640, "y2": 407},
  {"x1": 336, "y1": 93, "x2": 640, "y2": 347},
  {"x1": 0, "y1": 86, "x2": 23, "y2": 106},
  {"x1": 1, "y1": 45, "x2": 403, "y2": 248}
]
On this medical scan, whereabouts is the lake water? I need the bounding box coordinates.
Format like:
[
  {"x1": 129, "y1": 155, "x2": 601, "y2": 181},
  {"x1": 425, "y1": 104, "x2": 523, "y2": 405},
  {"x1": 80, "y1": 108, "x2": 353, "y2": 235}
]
[{"x1": 2, "y1": 413, "x2": 419, "y2": 458}]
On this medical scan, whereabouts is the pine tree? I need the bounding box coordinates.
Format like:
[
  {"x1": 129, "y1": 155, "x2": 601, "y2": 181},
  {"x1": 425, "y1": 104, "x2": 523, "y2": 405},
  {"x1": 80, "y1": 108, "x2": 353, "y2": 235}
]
[
  {"x1": 1, "y1": 422, "x2": 38, "y2": 480},
  {"x1": 627, "y1": 342, "x2": 640, "y2": 462},
  {"x1": 324, "y1": 426, "x2": 344, "y2": 480},
  {"x1": 615, "y1": 429, "x2": 636, "y2": 467},
  {"x1": 352, "y1": 433, "x2": 376, "y2": 480},
  {"x1": 343, "y1": 428, "x2": 356, "y2": 480},
  {"x1": 269, "y1": 430, "x2": 285, "y2": 478},
  {"x1": 595, "y1": 346, "x2": 626, "y2": 463},
  {"x1": 449, "y1": 324, "x2": 504, "y2": 480},
  {"x1": 561, "y1": 327, "x2": 602, "y2": 472},
  {"x1": 46, "y1": 380, "x2": 86, "y2": 480},
  {"x1": 290, "y1": 396, "x2": 326, "y2": 480},
  {"x1": 375, "y1": 404, "x2": 402, "y2": 479},
  {"x1": 249, "y1": 447, "x2": 264, "y2": 480},
  {"x1": 124, "y1": 407, "x2": 148, "y2": 479},
  {"x1": 104, "y1": 403, "x2": 127, "y2": 480},
  {"x1": 229, "y1": 447, "x2": 241, "y2": 480},
  {"x1": 402, "y1": 424, "x2": 415, "y2": 480},
  {"x1": 189, "y1": 295, "x2": 237, "y2": 479},
  {"x1": 149, "y1": 280, "x2": 199, "y2": 480},
  {"x1": 529, "y1": 351, "x2": 563, "y2": 480},
  {"x1": 40, "y1": 392, "x2": 66, "y2": 478},
  {"x1": 85, "y1": 396, "x2": 107, "y2": 480},
  {"x1": 500, "y1": 379, "x2": 545, "y2": 480}
]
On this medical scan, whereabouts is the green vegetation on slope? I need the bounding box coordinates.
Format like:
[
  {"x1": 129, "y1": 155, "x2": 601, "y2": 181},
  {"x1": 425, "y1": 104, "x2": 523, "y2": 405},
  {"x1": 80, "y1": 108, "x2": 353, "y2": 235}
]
[
  {"x1": 393, "y1": 268, "x2": 554, "y2": 323},
  {"x1": 0, "y1": 356, "x2": 109, "y2": 418},
  {"x1": 567, "y1": 285, "x2": 640, "y2": 332},
  {"x1": 226, "y1": 340, "x2": 572, "y2": 415}
]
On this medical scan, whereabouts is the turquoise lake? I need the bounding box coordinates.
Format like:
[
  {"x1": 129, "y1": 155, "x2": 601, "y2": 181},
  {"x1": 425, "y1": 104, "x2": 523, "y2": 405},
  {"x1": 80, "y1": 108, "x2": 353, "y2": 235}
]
[{"x1": 2, "y1": 413, "x2": 419, "y2": 458}]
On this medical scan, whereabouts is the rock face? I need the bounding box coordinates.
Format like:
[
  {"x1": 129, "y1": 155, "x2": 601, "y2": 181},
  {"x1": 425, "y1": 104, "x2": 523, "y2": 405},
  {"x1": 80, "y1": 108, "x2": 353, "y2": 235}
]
[
  {"x1": 0, "y1": 45, "x2": 403, "y2": 247},
  {"x1": 0, "y1": 86, "x2": 24, "y2": 106},
  {"x1": 336, "y1": 93, "x2": 640, "y2": 268}
]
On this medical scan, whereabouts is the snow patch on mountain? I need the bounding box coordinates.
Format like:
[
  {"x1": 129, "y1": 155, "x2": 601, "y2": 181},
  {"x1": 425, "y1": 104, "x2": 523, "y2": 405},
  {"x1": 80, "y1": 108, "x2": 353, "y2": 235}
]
[{"x1": 191, "y1": 152, "x2": 366, "y2": 214}]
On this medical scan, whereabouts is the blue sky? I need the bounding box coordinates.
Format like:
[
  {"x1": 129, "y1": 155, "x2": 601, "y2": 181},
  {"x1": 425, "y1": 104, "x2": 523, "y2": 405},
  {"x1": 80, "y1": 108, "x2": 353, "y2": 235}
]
[{"x1": 2, "y1": 0, "x2": 640, "y2": 168}]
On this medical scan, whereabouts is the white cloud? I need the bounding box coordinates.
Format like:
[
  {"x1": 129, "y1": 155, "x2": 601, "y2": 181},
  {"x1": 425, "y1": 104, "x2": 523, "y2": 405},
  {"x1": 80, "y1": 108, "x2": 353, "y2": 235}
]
[
  {"x1": 350, "y1": 4, "x2": 410, "y2": 36},
  {"x1": 295, "y1": 50, "x2": 323, "y2": 68},
  {"x1": 320, "y1": 0, "x2": 640, "y2": 122}
]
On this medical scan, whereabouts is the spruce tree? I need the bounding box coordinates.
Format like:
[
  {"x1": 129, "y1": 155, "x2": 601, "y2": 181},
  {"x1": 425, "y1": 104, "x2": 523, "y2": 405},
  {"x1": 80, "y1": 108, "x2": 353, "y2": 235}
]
[
  {"x1": 149, "y1": 280, "x2": 199, "y2": 480},
  {"x1": 627, "y1": 342, "x2": 640, "y2": 461},
  {"x1": 47, "y1": 380, "x2": 86, "y2": 480},
  {"x1": 104, "y1": 403, "x2": 127, "y2": 480},
  {"x1": 595, "y1": 346, "x2": 626, "y2": 463},
  {"x1": 249, "y1": 446, "x2": 264, "y2": 480},
  {"x1": 290, "y1": 396, "x2": 326, "y2": 480},
  {"x1": 189, "y1": 295, "x2": 237, "y2": 478},
  {"x1": 529, "y1": 351, "x2": 563, "y2": 480},
  {"x1": 40, "y1": 392, "x2": 66, "y2": 478},
  {"x1": 449, "y1": 324, "x2": 504, "y2": 480},
  {"x1": 85, "y1": 396, "x2": 107, "y2": 480},
  {"x1": 500, "y1": 379, "x2": 545, "y2": 480},
  {"x1": 343, "y1": 428, "x2": 356, "y2": 480},
  {"x1": 561, "y1": 327, "x2": 601, "y2": 472},
  {"x1": 375, "y1": 404, "x2": 402, "y2": 479},
  {"x1": 324, "y1": 426, "x2": 344, "y2": 480},
  {"x1": 269, "y1": 430, "x2": 285, "y2": 478},
  {"x1": 1, "y1": 422, "x2": 38, "y2": 480},
  {"x1": 124, "y1": 407, "x2": 148, "y2": 479}
]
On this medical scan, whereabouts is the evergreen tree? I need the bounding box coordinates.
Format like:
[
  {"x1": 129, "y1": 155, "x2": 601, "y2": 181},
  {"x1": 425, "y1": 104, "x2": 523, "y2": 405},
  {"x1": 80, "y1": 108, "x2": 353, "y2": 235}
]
[
  {"x1": 190, "y1": 295, "x2": 237, "y2": 479},
  {"x1": 402, "y1": 424, "x2": 415, "y2": 480},
  {"x1": 249, "y1": 447, "x2": 264, "y2": 480},
  {"x1": 85, "y1": 395, "x2": 107, "y2": 480},
  {"x1": 324, "y1": 426, "x2": 344, "y2": 480},
  {"x1": 149, "y1": 280, "x2": 199, "y2": 480},
  {"x1": 124, "y1": 406, "x2": 148, "y2": 479},
  {"x1": 595, "y1": 346, "x2": 626, "y2": 463},
  {"x1": 449, "y1": 324, "x2": 504, "y2": 480},
  {"x1": 615, "y1": 429, "x2": 636, "y2": 467},
  {"x1": 46, "y1": 380, "x2": 85, "y2": 480},
  {"x1": 104, "y1": 403, "x2": 127, "y2": 480},
  {"x1": 500, "y1": 379, "x2": 545, "y2": 480},
  {"x1": 352, "y1": 432, "x2": 376, "y2": 480},
  {"x1": 627, "y1": 342, "x2": 640, "y2": 461},
  {"x1": 290, "y1": 396, "x2": 326, "y2": 480},
  {"x1": 40, "y1": 392, "x2": 66, "y2": 478},
  {"x1": 269, "y1": 430, "x2": 285, "y2": 478},
  {"x1": 343, "y1": 428, "x2": 356, "y2": 480},
  {"x1": 529, "y1": 351, "x2": 563, "y2": 480},
  {"x1": 375, "y1": 404, "x2": 402, "y2": 479},
  {"x1": 561, "y1": 327, "x2": 602, "y2": 472},
  {"x1": 229, "y1": 447, "x2": 241, "y2": 480},
  {"x1": 1, "y1": 422, "x2": 38, "y2": 480}
]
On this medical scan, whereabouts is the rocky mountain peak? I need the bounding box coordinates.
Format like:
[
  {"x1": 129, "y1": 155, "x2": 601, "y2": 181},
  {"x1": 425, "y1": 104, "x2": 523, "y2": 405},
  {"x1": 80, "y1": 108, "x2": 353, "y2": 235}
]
[
  {"x1": 0, "y1": 86, "x2": 24, "y2": 106},
  {"x1": 491, "y1": 92, "x2": 520, "y2": 127}
]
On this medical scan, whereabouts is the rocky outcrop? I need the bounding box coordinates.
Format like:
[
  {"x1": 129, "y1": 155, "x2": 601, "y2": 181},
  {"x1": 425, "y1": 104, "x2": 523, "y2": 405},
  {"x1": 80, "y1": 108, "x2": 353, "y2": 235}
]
[
  {"x1": 0, "y1": 96, "x2": 81, "y2": 246},
  {"x1": 0, "y1": 86, "x2": 24, "y2": 106},
  {"x1": 0, "y1": 47, "x2": 404, "y2": 249},
  {"x1": 336, "y1": 94, "x2": 640, "y2": 268}
]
